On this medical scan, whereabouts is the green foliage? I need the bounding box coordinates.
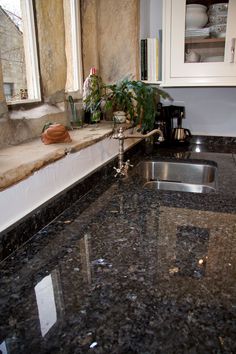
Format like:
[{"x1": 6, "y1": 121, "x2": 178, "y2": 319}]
[
  {"x1": 83, "y1": 74, "x2": 104, "y2": 115},
  {"x1": 42, "y1": 122, "x2": 53, "y2": 133},
  {"x1": 103, "y1": 77, "x2": 171, "y2": 132},
  {"x1": 83, "y1": 74, "x2": 172, "y2": 131},
  {"x1": 103, "y1": 78, "x2": 136, "y2": 121}
]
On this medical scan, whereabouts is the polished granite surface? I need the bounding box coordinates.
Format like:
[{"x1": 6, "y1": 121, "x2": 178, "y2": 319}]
[{"x1": 0, "y1": 142, "x2": 236, "y2": 353}]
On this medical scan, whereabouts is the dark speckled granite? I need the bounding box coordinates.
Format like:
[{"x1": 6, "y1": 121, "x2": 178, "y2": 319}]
[
  {"x1": 0, "y1": 140, "x2": 236, "y2": 353},
  {"x1": 0, "y1": 145, "x2": 141, "y2": 261},
  {"x1": 190, "y1": 135, "x2": 236, "y2": 146}
]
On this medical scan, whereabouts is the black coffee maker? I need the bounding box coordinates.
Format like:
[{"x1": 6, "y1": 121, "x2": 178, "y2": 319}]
[{"x1": 155, "y1": 103, "x2": 191, "y2": 145}]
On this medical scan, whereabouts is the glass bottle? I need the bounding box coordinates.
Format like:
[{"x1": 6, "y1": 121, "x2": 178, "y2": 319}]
[{"x1": 82, "y1": 67, "x2": 102, "y2": 124}]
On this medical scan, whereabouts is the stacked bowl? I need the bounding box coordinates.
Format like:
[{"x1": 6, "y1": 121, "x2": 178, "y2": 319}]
[
  {"x1": 185, "y1": 4, "x2": 210, "y2": 39},
  {"x1": 208, "y1": 3, "x2": 228, "y2": 38},
  {"x1": 185, "y1": 4, "x2": 208, "y2": 29}
]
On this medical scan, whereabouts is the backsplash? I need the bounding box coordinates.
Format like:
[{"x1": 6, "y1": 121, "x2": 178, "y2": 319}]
[{"x1": 191, "y1": 135, "x2": 236, "y2": 145}]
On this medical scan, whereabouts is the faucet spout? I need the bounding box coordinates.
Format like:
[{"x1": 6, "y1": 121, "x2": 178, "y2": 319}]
[
  {"x1": 112, "y1": 127, "x2": 164, "y2": 141},
  {"x1": 125, "y1": 128, "x2": 164, "y2": 142},
  {"x1": 112, "y1": 126, "x2": 164, "y2": 177}
]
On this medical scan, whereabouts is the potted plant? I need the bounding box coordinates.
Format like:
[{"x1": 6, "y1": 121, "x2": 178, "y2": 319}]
[
  {"x1": 103, "y1": 78, "x2": 136, "y2": 123},
  {"x1": 103, "y1": 77, "x2": 171, "y2": 132}
]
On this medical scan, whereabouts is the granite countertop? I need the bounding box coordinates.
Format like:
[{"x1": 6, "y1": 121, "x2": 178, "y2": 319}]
[{"x1": 0, "y1": 142, "x2": 236, "y2": 353}]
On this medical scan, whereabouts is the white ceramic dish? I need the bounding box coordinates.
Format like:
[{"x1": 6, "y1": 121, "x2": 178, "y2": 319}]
[
  {"x1": 210, "y1": 24, "x2": 227, "y2": 38},
  {"x1": 209, "y1": 14, "x2": 227, "y2": 25},
  {"x1": 208, "y1": 10, "x2": 228, "y2": 17},
  {"x1": 186, "y1": 4, "x2": 208, "y2": 29},
  {"x1": 185, "y1": 28, "x2": 209, "y2": 39},
  {"x1": 209, "y1": 3, "x2": 228, "y2": 13},
  {"x1": 185, "y1": 27, "x2": 210, "y2": 39},
  {"x1": 187, "y1": 4, "x2": 207, "y2": 9},
  {"x1": 202, "y1": 55, "x2": 224, "y2": 62},
  {"x1": 185, "y1": 49, "x2": 201, "y2": 63}
]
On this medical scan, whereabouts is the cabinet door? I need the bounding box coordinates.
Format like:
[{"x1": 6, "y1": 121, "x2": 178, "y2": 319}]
[{"x1": 163, "y1": 0, "x2": 236, "y2": 86}]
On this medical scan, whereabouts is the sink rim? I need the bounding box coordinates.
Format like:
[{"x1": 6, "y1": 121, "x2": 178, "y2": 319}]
[
  {"x1": 143, "y1": 180, "x2": 217, "y2": 193},
  {"x1": 137, "y1": 158, "x2": 218, "y2": 168},
  {"x1": 134, "y1": 159, "x2": 218, "y2": 194}
]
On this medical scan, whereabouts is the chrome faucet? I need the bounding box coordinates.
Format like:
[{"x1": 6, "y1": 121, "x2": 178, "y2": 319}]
[{"x1": 112, "y1": 126, "x2": 164, "y2": 177}]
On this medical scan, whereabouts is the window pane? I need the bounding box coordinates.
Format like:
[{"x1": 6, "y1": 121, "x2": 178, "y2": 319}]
[
  {"x1": 3, "y1": 82, "x2": 13, "y2": 100},
  {"x1": 0, "y1": 0, "x2": 40, "y2": 103},
  {"x1": 64, "y1": 0, "x2": 83, "y2": 93},
  {"x1": 0, "y1": 0, "x2": 27, "y2": 101}
]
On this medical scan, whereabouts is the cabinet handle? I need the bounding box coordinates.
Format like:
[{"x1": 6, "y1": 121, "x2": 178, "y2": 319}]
[{"x1": 230, "y1": 38, "x2": 236, "y2": 63}]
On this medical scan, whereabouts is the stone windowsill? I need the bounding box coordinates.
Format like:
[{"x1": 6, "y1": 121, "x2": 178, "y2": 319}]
[{"x1": 0, "y1": 121, "x2": 116, "y2": 191}]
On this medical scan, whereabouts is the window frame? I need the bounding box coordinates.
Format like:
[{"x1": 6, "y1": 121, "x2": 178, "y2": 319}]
[
  {"x1": 5, "y1": 0, "x2": 41, "y2": 106},
  {"x1": 65, "y1": 0, "x2": 83, "y2": 97},
  {"x1": 3, "y1": 82, "x2": 14, "y2": 101},
  {"x1": 3, "y1": 0, "x2": 83, "y2": 106}
]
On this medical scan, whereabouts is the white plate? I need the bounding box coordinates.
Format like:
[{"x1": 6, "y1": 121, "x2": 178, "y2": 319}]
[
  {"x1": 209, "y1": 3, "x2": 228, "y2": 13},
  {"x1": 185, "y1": 35, "x2": 209, "y2": 40},
  {"x1": 202, "y1": 56, "x2": 224, "y2": 62}
]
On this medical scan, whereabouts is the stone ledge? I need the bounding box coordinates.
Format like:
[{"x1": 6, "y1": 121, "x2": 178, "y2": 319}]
[
  {"x1": 0, "y1": 121, "x2": 115, "y2": 191},
  {"x1": 0, "y1": 103, "x2": 69, "y2": 147}
]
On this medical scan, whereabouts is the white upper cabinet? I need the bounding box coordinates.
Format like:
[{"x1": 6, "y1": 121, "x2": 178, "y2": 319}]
[{"x1": 162, "y1": 0, "x2": 236, "y2": 86}]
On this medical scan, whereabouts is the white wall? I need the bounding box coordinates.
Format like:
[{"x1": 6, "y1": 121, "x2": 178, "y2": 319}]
[
  {"x1": 149, "y1": 0, "x2": 162, "y2": 37},
  {"x1": 140, "y1": 0, "x2": 150, "y2": 38},
  {"x1": 165, "y1": 87, "x2": 236, "y2": 136},
  {"x1": 140, "y1": 0, "x2": 236, "y2": 137},
  {"x1": 0, "y1": 134, "x2": 140, "y2": 232},
  {"x1": 140, "y1": 0, "x2": 162, "y2": 38}
]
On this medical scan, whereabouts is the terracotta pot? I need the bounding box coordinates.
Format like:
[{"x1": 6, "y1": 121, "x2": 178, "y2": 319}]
[{"x1": 41, "y1": 124, "x2": 72, "y2": 145}]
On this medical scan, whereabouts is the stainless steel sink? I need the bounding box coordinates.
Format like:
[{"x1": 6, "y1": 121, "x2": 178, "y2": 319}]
[{"x1": 135, "y1": 160, "x2": 218, "y2": 193}]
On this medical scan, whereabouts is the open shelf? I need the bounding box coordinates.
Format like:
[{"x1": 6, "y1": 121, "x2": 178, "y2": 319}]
[
  {"x1": 185, "y1": 37, "x2": 225, "y2": 44},
  {"x1": 141, "y1": 80, "x2": 162, "y2": 85}
]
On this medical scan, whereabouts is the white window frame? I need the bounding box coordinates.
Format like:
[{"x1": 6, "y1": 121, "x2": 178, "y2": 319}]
[
  {"x1": 7, "y1": 0, "x2": 41, "y2": 105},
  {"x1": 65, "y1": 0, "x2": 83, "y2": 96}
]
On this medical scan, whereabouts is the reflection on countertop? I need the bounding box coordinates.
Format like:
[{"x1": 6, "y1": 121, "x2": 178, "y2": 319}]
[{"x1": 0, "y1": 144, "x2": 236, "y2": 353}]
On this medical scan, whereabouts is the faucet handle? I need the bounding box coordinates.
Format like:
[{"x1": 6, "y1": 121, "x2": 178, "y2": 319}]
[
  {"x1": 113, "y1": 166, "x2": 126, "y2": 177},
  {"x1": 124, "y1": 159, "x2": 133, "y2": 168},
  {"x1": 158, "y1": 135, "x2": 165, "y2": 142},
  {"x1": 113, "y1": 166, "x2": 121, "y2": 177},
  {"x1": 122, "y1": 160, "x2": 133, "y2": 176}
]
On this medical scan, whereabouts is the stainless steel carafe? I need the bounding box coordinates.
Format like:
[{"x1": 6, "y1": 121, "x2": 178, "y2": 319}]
[{"x1": 172, "y1": 128, "x2": 191, "y2": 142}]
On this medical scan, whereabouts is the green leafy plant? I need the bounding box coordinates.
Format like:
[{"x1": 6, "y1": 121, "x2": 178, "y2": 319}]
[
  {"x1": 83, "y1": 73, "x2": 104, "y2": 122},
  {"x1": 103, "y1": 78, "x2": 136, "y2": 121},
  {"x1": 103, "y1": 77, "x2": 171, "y2": 132}
]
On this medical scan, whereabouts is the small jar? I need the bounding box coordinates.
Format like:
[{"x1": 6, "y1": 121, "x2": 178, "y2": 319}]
[{"x1": 113, "y1": 111, "x2": 126, "y2": 124}]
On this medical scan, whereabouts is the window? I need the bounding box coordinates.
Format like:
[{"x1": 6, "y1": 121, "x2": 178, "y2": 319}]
[
  {"x1": 0, "y1": 0, "x2": 40, "y2": 104},
  {"x1": 3, "y1": 82, "x2": 13, "y2": 100},
  {"x1": 64, "y1": 0, "x2": 83, "y2": 95}
]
